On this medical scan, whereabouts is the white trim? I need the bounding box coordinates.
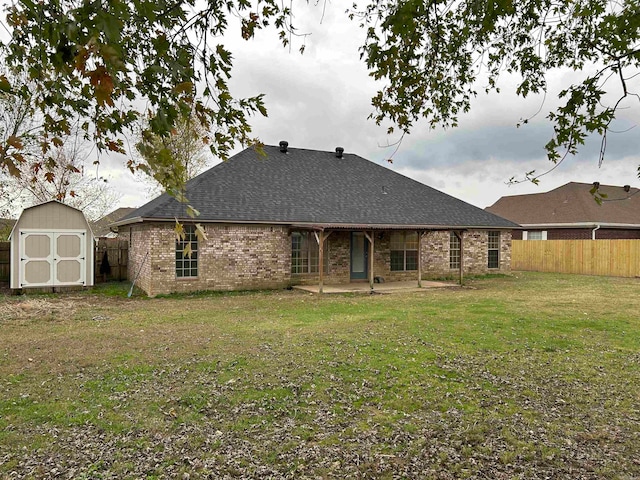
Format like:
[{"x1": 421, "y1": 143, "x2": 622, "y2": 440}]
[
  {"x1": 17, "y1": 228, "x2": 88, "y2": 234},
  {"x1": 520, "y1": 222, "x2": 640, "y2": 229},
  {"x1": 18, "y1": 230, "x2": 88, "y2": 288},
  {"x1": 54, "y1": 232, "x2": 86, "y2": 286},
  {"x1": 523, "y1": 230, "x2": 548, "y2": 241},
  {"x1": 19, "y1": 231, "x2": 54, "y2": 288}
]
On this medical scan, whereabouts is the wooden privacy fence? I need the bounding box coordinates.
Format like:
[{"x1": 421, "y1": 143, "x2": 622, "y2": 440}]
[
  {"x1": 0, "y1": 242, "x2": 9, "y2": 282},
  {"x1": 512, "y1": 239, "x2": 640, "y2": 278},
  {"x1": 95, "y1": 238, "x2": 128, "y2": 283}
]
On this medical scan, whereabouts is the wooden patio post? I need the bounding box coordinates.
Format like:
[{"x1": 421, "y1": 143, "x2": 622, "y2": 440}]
[
  {"x1": 364, "y1": 231, "x2": 375, "y2": 291},
  {"x1": 317, "y1": 230, "x2": 325, "y2": 294},
  {"x1": 417, "y1": 230, "x2": 423, "y2": 288}
]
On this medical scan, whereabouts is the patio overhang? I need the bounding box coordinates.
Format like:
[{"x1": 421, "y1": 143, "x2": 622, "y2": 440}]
[{"x1": 294, "y1": 227, "x2": 467, "y2": 294}]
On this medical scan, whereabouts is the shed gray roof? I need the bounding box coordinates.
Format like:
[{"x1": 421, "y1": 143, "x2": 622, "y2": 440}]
[{"x1": 118, "y1": 145, "x2": 518, "y2": 229}]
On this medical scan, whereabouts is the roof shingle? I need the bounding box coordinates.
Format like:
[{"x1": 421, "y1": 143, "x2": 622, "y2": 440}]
[
  {"x1": 486, "y1": 182, "x2": 640, "y2": 225},
  {"x1": 119, "y1": 145, "x2": 518, "y2": 229}
]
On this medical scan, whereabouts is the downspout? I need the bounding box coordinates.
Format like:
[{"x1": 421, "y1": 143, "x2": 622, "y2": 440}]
[{"x1": 592, "y1": 224, "x2": 601, "y2": 240}]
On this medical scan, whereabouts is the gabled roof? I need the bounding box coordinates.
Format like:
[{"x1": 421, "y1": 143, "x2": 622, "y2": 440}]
[
  {"x1": 486, "y1": 182, "x2": 640, "y2": 227},
  {"x1": 91, "y1": 207, "x2": 137, "y2": 237},
  {"x1": 118, "y1": 145, "x2": 517, "y2": 229}
]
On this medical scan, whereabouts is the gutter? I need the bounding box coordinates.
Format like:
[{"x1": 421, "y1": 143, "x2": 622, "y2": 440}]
[
  {"x1": 592, "y1": 224, "x2": 601, "y2": 240},
  {"x1": 113, "y1": 217, "x2": 517, "y2": 231},
  {"x1": 519, "y1": 222, "x2": 640, "y2": 229}
]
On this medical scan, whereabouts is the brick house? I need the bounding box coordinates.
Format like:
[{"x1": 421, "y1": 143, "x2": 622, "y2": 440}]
[
  {"x1": 115, "y1": 143, "x2": 518, "y2": 296},
  {"x1": 486, "y1": 182, "x2": 640, "y2": 240}
]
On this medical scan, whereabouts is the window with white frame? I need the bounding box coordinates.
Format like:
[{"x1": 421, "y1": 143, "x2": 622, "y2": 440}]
[
  {"x1": 449, "y1": 232, "x2": 461, "y2": 269},
  {"x1": 390, "y1": 231, "x2": 418, "y2": 271},
  {"x1": 176, "y1": 225, "x2": 198, "y2": 278},
  {"x1": 487, "y1": 231, "x2": 500, "y2": 269},
  {"x1": 291, "y1": 232, "x2": 329, "y2": 274},
  {"x1": 523, "y1": 230, "x2": 547, "y2": 240}
]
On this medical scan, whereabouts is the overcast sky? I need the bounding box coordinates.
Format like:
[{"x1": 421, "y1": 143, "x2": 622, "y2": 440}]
[{"x1": 105, "y1": 4, "x2": 640, "y2": 211}]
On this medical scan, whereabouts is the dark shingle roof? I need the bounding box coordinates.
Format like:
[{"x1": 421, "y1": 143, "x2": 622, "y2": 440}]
[
  {"x1": 119, "y1": 145, "x2": 518, "y2": 229},
  {"x1": 486, "y1": 182, "x2": 640, "y2": 226},
  {"x1": 91, "y1": 207, "x2": 137, "y2": 237}
]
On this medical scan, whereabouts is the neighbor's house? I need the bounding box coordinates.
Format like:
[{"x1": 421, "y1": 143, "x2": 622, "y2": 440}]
[
  {"x1": 114, "y1": 143, "x2": 518, "y2": 296},
  {"x1": 91, "y1": 207, "x2": 136, "y2": 238},
  {"x1": 487, "y1": 182, "x2": 640, "y2": 240}
]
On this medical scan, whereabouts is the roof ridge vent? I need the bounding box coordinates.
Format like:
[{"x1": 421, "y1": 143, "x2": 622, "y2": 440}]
[
  {"x1": 279, "y1": 141, "x2": 289, "y2": 153},
  {"x1": 335, "y1": 147, "x2": 344, "y2": 158}
]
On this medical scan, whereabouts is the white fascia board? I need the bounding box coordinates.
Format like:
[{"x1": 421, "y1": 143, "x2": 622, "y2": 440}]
[{"x1": 519, "y1": 222, "x2": 640, "y2": 229}]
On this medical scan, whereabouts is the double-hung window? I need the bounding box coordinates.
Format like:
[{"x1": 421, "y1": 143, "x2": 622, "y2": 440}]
[
  {"x1": 390, "y1": 231, "x2": 418, "y2": 271},
  {"x1": 487, "y1": 231, "x2": 500, "y2": 269},
  {"x1": 176, "y1": 225, "x2": 198, "y2": 278}
]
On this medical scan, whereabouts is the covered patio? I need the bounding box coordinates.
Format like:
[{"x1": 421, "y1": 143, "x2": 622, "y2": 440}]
[
  {"x1": 292, "y1": 226, "x2": 467, "y2": 294},
  {"x1": 293, "y1": 279, "x2": 458, "y2": 294}
]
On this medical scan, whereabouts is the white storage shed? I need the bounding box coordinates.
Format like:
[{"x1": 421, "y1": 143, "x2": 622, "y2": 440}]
[{"x1": 9, "y1": 201, "x2": 95, "y2": 289}]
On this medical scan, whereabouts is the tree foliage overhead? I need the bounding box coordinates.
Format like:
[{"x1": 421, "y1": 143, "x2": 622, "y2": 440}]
[
  {"x1": 354, "y1": 0, "x2": 640, "y2": 174},
  {"x1": 136, "y1": 111, "x2": 212, "y2": 199},
  {"x1": 1, "y1": 0, "x2": 279, "y2": 185},
  {"x1": 0, "y1": 0, "x2": 638, "y2": 194}
]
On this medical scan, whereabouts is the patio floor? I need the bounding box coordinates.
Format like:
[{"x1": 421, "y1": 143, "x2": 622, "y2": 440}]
[{"x1": 293, "y1": 280, "x2": 458, "y2": 294}]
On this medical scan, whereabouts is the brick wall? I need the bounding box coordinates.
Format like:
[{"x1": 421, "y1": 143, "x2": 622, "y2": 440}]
[
  {"x1": 123, "y1": 224, "x2": 512, "y2": 295},
  {"x1": 294, "y1": 229, "x2": 512, "y2": 285},
  {"x1": 123, "y1": 223, "x2": 290, "y2": 296},
  {"x1": 122, "y1": 224, "x2": 153, "y2": 294},
  {"x1": 421, "y1": 230, "x2": 511, "y2": 277}
]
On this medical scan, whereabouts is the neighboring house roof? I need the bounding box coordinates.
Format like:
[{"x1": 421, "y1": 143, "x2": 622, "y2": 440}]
[
  {"x1": 91, "y1": 207, "x2": 137, "y2": 237},
  {"x1": 117, "y1": 145, "x2": 518, "y2": 229},
  {"x1": 486, "y1": 182, "x2": 640, "y2": 228}
]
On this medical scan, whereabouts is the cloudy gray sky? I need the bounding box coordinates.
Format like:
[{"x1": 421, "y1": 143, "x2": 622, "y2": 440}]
[{"x1": 107, "y1": 3, "x2": 640, "y2": 211}]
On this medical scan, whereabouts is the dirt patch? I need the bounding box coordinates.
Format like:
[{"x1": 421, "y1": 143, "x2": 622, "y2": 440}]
[{"x1": 0, "y1": 297, "x2": 79, "y2": 322}]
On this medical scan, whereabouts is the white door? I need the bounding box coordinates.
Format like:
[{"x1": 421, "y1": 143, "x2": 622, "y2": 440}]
[{"x1": 20, "y1": 230, "x2": 86, "y2": 287}]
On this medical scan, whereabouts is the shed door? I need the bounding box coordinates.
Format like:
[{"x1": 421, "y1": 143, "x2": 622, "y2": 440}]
[{"x1": 20, "y1": 231, "x2": 86, "y2": 287}]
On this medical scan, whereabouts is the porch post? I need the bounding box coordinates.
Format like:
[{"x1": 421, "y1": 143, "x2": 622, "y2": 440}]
[
  {"x1": 364, "y1": 231, "x2": 375, "y2": 291},
  {"x1": 417, "y1": 230, "x2": 423, "y2": 288},
  {"x1": 318, "y1": 230, "x2": 325, "y2": 294}
]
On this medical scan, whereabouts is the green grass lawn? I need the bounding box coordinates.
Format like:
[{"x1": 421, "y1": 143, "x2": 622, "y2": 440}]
[{"x1": 0, "y1": 272, "x2": 639, "y2": 479}]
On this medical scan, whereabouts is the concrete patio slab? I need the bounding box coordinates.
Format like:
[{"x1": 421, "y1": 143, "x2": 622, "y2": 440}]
[{"x1": 293, "y1": 280, "x2": 458, "y2": 294}]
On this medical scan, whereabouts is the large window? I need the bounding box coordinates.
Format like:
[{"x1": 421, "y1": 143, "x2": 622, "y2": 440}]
[
  {"x1": 292, "y1": 232, "x2": 329, "y2": 274},
  {"x1": 176, "y1": 225, "x2": 198, "y2": 278},
  {"x1": 390, "y1": 231, "x2": 418, "y2": 271},
  {"x1": 487, "y1": 231, "x2": 500, "y2": 269},
  {"x1": 449, "y1": 232, "x2": 461, "y2": 269}
]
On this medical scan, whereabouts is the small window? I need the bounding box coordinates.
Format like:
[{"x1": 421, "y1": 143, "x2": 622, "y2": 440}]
[
  {"x1": 487, "y1": 231, "x2": 500, "y2": 269},
  {"x1": 524, "y1": 230, "x2": 546, "y2": 240},
  {"x1": 176, "y1": 225, "x2": 198, "y2": 278},
  {"x1": 390, "y1": 231, "x2": 418, "y2": 271},
  {"x1": 449, "y1": 232, "x2": 461, "y2": 269}
]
